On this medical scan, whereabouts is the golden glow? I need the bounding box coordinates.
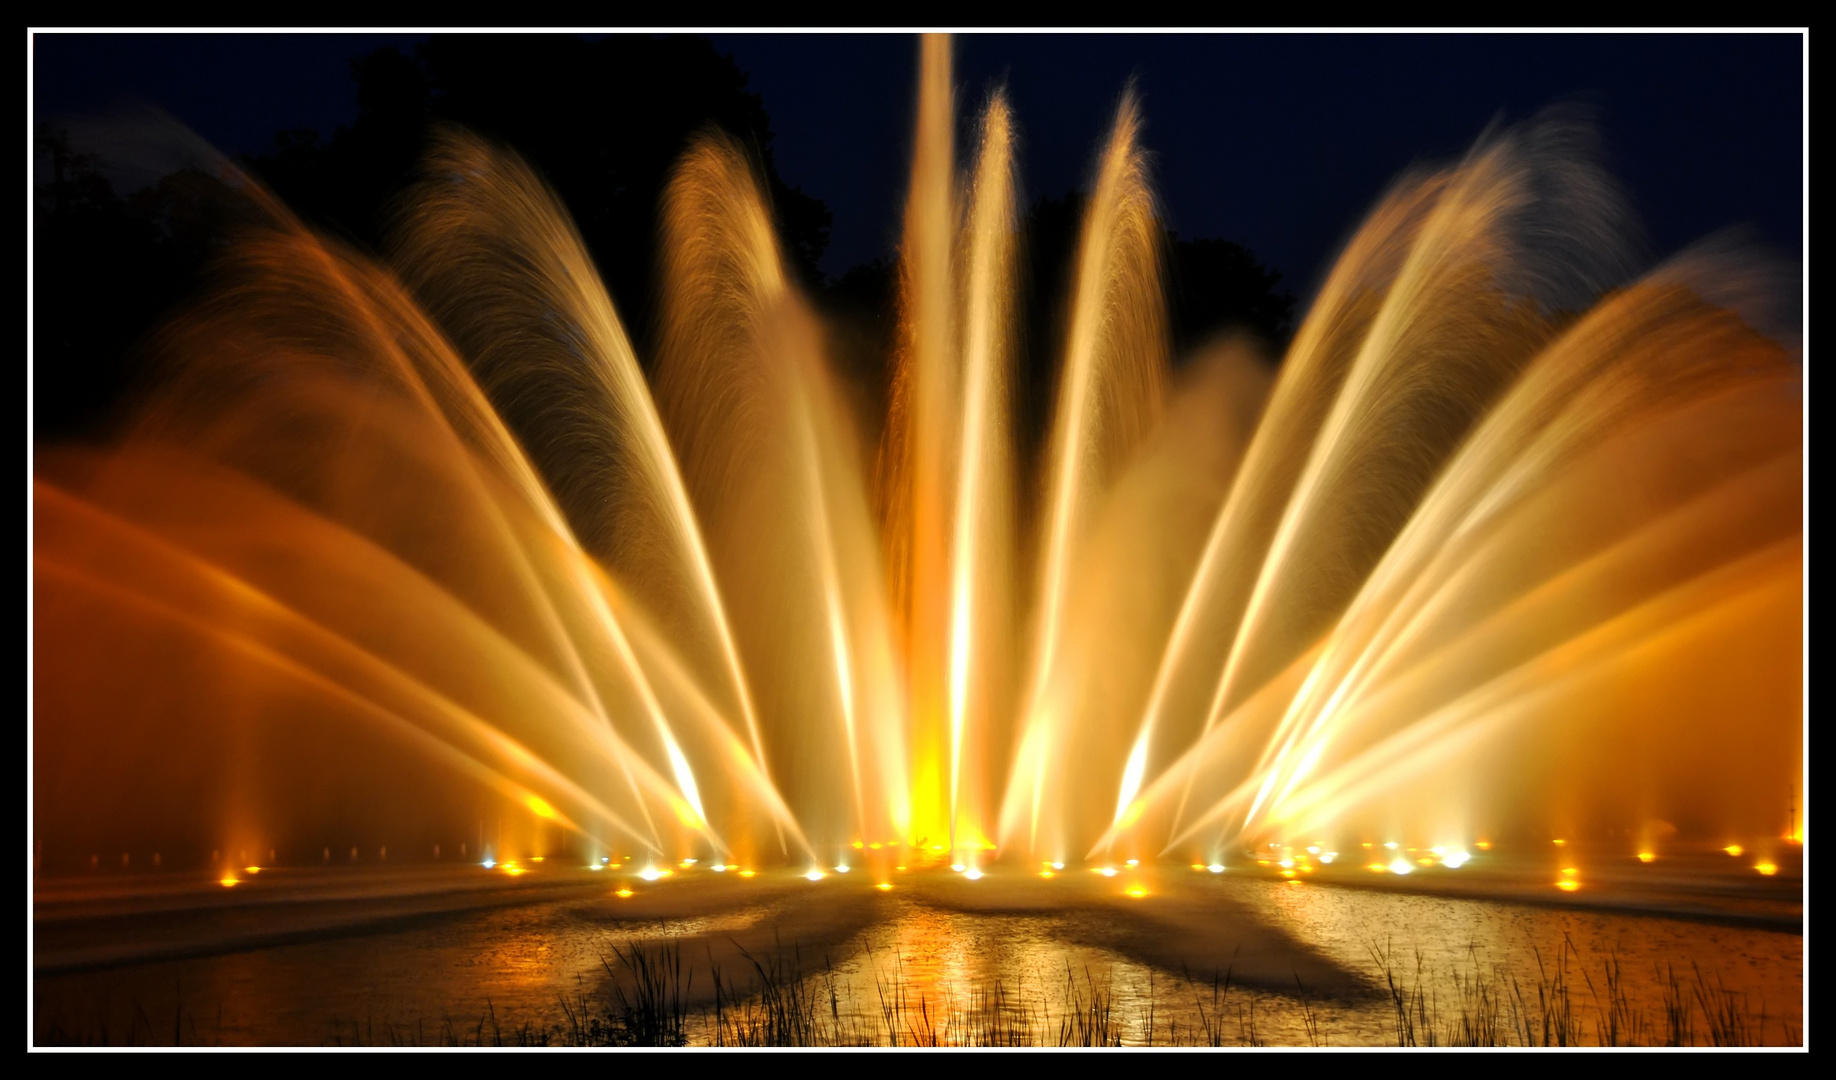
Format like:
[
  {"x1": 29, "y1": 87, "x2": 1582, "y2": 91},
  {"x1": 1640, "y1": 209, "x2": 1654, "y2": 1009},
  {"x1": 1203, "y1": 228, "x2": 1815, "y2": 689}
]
[
  {"x1": 1755, "y1": 862, "x2": 1778, "y2": 876},
  {"x1": 505, "y1": 867, "x2": 527, "y2": 876},
  {"x1": 1124, "y1": 886, "x2": 1148, "y2": 898},
  {"x1": 1208, "y1": 864, "x2": 1224, "y2": 873},
  {"x1": 964, "y1": 868, "x2": 984, "y2": 881},
  {"x1": 1097, "y1": 867, "x2": 1118, "y2": 877},
  {"x1": 738, "y1": 870, "x2": 757, "y2": 878},
  {"x1": 1724, "y1": 845, "x2": 1745, "y2": 856},
  {"x1": 679, "y1": 858, "x2": 696, "y2": 865},
  {"x1": 244, "y1": 866, "x2": 261, "y2": 874},
  {"x1": 639, "y1": 867, "x2": 663, "y2": 881},
  {"x1": 1475, "y1": 841, "x2": 1493, "y2": 850},
  {"x1": 1280, "y1": 869, "x2": 1296, "y2": 878},
  {"x1": 869, "y1": 842, "x2": 883, "y2": 850},
  {"x1": 852, "y1": 841, "x2": 864, "y2": 849},
  {"x1": 1553, "y1": 839, "x2": 1566, "y2": 846},
  {"x1": 805, "y1": 870, "x2": 825, "y2": 881},
  {"x1": 1368, "y1": 863, "x2": 1387, "y2": 872},
  {"x1": 1039, "y1": 870, "x2": 1055, "y2": 878},
  {"x1": 219, "y1": 876, "x2": 240, "y2": 887},
  {"x1": 1191, "y1": 863, "x2": 1206, "y2": 870},
  {"x1": 1124, "y1": 859, "x2": 1139, "y2": 867},
  {"x1": 876, "y1": 882, "x2": 893, "y2": 891},
  {"x1": 1637, "y1": 852, "x2": 1656, "y2": 863},
  {"x1": 524, "y1": 794, "x2": 557, "y2": 819},
  {"x1": 1388, "y1": 858, "x2": 1413, "y2": 875},
  {"x1": 1562, "y1": 867, "x2": 1579, "y2": 876},
  {"x1": 1556, "y1": 880, "x2": 1580, "y2": 892},
  {"x1": 615, "y1": 887, "x2": 634, "y2": 898},
  {"x1": 530, "y1": 856, "x2": 545, "y2": 862}
]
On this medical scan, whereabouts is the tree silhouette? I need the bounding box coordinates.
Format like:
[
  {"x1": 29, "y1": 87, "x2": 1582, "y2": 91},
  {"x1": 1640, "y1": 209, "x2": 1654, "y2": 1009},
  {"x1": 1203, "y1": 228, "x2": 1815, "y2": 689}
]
[{"x1": 247, "y1": 34, "x2": 833, "y2": 358}]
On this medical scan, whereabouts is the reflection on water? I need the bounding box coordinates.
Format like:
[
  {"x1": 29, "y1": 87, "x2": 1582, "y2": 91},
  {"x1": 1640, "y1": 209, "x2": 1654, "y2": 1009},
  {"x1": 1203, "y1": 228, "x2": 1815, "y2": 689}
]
[{"x1": 33, "y1": 866, "x2": 1801, "y2": 1046}]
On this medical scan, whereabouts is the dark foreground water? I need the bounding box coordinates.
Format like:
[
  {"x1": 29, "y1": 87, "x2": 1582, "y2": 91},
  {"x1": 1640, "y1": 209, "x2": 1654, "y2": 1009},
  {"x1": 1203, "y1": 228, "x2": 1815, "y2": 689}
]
[{"x1": 33, "y1": 844, "x2": 1803, "y2": 1047}]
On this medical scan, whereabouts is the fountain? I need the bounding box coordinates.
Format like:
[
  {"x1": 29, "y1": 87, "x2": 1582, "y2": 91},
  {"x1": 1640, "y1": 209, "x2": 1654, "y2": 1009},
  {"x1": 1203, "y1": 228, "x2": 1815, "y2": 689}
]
[{"x1": 32, "y1": 36, "x2": 1800, "y2": 895}]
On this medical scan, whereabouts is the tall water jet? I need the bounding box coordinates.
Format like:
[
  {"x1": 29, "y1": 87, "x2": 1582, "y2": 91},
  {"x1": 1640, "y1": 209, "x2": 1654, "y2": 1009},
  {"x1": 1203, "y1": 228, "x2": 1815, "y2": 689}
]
[
  {"x1": 880, "y1": 34, "x2": 961, "y2": 854},
  {"x1": 998, "y1": 85, "x2": 1169, "y2": 860},
  {"x1": 945, "y1": 91, "x2": 1020, "y2": 865},
  {"x1": 654, "y1": 133, "x2": 906, "y2": 861}
]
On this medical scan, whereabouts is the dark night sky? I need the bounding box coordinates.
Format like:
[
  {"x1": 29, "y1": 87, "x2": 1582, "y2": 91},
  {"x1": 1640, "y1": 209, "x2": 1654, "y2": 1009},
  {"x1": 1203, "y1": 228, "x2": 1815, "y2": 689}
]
[{"x1": 31, "y1": 31, "x2": 1804, "y2": 299}]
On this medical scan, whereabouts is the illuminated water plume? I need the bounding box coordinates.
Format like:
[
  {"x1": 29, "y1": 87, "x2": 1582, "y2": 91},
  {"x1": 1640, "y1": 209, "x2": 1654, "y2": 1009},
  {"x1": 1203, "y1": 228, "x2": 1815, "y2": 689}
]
[{"x1": 32, "y1": 37, "x2": 1799, "y2": 878}]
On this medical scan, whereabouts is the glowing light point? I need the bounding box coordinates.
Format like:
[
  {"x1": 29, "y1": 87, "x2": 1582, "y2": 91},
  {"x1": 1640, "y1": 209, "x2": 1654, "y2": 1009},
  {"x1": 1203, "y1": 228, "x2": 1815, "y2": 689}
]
[
  {"x1": 244, "y1": 866, "x2": 261, "y2": 874},
  {"x1": 1441, "y1": 850, "x2": 1470, "y2": 869},
  {"x1": 1553, "y1": 839, "x2": 1567, "y2": 847},
  {"x1": 711, "y1": 864, "x2": 728, "y2": 872},
  {"x1": 1556, "y1": 880, "x2": 1580, "y2": 892},
  {"x1": 219, "y1": 876, "x2": 239, "y2": 887},
  {"x1": 1388, "y1": 858, "x2": 1414, "y2": 875},
  {"x1": 1051, "y1": 862, "x2": 1064, "y2": 870},
  {"x1": 835, "y1": 865, "x2": 850, "y2": 873},
  {"x1": 1319, "y1": 855, "x2": 1335, "y2": 865},
  {"x1": 1475, "y1": 841, "x2": 1492, "y2": 850},
  {"x1": 1124, "y1": 886, "x2": 1148, "y2": 898},
  {"x1": 1637, "y1": 852, "x2": 1656, "y2": 864},
  {"x1": 589, "y1": 865, "x2": 603, "y2": 872},
  {"x1": 1278, "y1": 858, "x2": 1294, "y2": 868},
  {"x1": 876, "y1": 883, "x2": 893, "y2": 891},
  {"x1": 615, "y1": 888, "x2": 634, "y2": 898},
  {"x1": 482, "y1": 858, "x2": 496, "y2": 870},
  {"x1": 1724, "y1": 845, "x2": 1744, "y2": 857},
  {"x1": 1306, "y1": 846, "x2": 1321, "y2": 855},
  {"x1": 1384, "y1": 842, "x2": 1399, "y2": 850},
  {"x1": 601, "y1": 857, "x2": 611, "y2": 865},
  {"x1": 805, "y1": 870, "x2": 825, "y2": 882},
  {"x1": 950, "y1": 863, "x2": 966, "y2": 873},
  {"x1": 1125, "y1": 859, "x2": 1138, "y2": 867},
  {"x1": 1755, "y1": 863, "x2": 1778, "y2": 876},
  {"x1": 639, "y1": 868, "x2": 663, "y2": 881},
  {"x1": 738, "y1": 870, "x2": 757, "y2": 879},
  {"x1": 1208, "y1": 864, "x2": 1224, "y2": 874},
  {"x1": 680, "y1": 858, "x2": 697, "y2": 866},
  {"x1": 1039, "y1": 871, "x2": 1055, "y2": 879},
  {"x1": 964, "y1": 868, "x2": 983, "y2": 881},
  {"x1": 1098, "y1": 867, "x2": 1118, "y2": 877}
]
